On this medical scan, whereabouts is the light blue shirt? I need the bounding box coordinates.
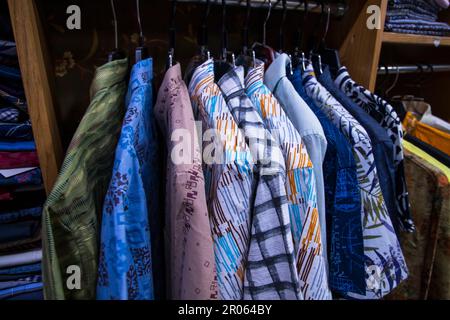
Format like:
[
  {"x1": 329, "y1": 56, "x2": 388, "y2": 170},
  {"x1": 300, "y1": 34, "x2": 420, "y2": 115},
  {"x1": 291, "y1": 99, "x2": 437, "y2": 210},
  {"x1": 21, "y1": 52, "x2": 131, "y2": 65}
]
[{"x1": 265, "y1": 54, "x2": 329, "y2": 264}]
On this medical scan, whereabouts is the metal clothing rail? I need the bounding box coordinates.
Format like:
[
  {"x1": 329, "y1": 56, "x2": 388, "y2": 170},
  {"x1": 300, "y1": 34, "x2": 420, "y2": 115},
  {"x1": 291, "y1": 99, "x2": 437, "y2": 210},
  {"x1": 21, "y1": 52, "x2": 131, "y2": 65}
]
[
  {"x1": 176, "y1": 0, "x2": 348, "y2": 17},
  {"x1": 378, "y1": 64, "x2": 450, "y2": 75}
]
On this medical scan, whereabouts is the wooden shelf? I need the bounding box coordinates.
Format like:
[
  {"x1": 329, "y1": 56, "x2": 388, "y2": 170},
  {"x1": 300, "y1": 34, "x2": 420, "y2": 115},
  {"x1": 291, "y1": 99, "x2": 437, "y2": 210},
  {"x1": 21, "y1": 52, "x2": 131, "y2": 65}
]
[{"x1": 383, "y1": 32, "x2": 450, "y2": 47}]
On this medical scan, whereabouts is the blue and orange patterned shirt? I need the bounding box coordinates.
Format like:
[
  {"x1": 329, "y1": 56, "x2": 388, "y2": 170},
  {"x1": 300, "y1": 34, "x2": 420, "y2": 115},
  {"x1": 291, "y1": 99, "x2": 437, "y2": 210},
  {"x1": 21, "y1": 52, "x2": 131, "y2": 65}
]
[
  {"x1": 245, "y1": 61, "x2": 331, "y2": 300},
  {"x1": 188, "y1": 59, "x2": 254, "y2": 300}
]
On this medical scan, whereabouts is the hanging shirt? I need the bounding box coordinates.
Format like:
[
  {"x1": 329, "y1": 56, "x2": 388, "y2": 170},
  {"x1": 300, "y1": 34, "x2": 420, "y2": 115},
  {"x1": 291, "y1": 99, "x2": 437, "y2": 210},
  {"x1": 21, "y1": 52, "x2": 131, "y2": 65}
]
[
  {"x1": 96, "y1": 58, "x2": 163, "y2": 300},
  {"x1": 42, "y1": 58, "x2": 128, "y2": 300},
  {"x1": 265, "y1": 54, "x2": 329, "y2": 261},
  {"x1": 154, "y1": 63, "x2": 217, "y2": 300},
  {"x1": 335, "y1": 67, "x2": 414, "y2": 233},
  {"x1": 319, "y1": 68, "x2": 399, "y2": 236},
  {"x1": 403, "y1": 111, "x2": 450, "y2": 156},
  {"x1": 391, "y1": 145, "x2": 450, "y2": 300},
  {"x1": 219, "y1": 66, "x2": 301, "y2": 300},
  {"x1": 188, "y1": 59, "x2": 254, "y2": 300},
  {"x1": 288, "y1": 67, "x2": 366, "y2": 297},
  {"x1": 302, "y1": 65, "x2": 408, "y2": 299},
  {"x1": 245, "y1": 61, "x2": 330, "y2": 300}
]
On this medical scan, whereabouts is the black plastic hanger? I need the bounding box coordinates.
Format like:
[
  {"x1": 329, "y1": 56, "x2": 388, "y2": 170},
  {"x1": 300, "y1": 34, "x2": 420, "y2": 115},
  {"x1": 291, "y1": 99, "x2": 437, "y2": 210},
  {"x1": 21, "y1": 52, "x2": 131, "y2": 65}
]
[
  {"x1": 135, "y1": 0, "x2": 149, "y2": 63},
  {"x1": 316, "y1": 3, "x2": 341, "y2": 77},
  {"x1": 108, "y1": 0, "x2": 125, "y2": 62},
  {"x1": 167, "y1": 0, "x2": 177, "y2": 70}
]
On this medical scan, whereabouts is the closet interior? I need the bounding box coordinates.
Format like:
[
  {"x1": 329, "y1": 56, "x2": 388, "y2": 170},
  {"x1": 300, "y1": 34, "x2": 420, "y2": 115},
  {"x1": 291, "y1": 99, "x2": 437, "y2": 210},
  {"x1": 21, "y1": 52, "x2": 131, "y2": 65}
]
[{"x1": 1, "y1": 0, "x2": 449, "y2": 300}]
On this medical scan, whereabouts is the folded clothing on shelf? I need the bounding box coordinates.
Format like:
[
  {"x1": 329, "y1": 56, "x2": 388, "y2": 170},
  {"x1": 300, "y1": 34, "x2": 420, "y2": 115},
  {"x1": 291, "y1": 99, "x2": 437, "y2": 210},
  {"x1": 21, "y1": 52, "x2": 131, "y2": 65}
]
[{"x1": 385, "y1": 0, "x2": 450, "y2": 36}]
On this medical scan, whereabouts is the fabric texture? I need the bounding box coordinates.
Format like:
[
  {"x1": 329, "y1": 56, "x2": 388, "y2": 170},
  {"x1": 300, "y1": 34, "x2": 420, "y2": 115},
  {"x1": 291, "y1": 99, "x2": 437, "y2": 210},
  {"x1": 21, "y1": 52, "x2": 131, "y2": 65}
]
[
  {"x1": 42, "y1": 58, "x2": 128, "y2": 300},
  {"x1": 0, "y1": 168, "x2": 42, "y2": 187},
  {"x1": 188, "y1": 59, "x2": 254, "y2": 300},
  {"x1": 403, "y1": 112, "x2": 450, "y2": 156},
  {"x1": 0, "y1": 151, "x2": 39, "y2": 169},
  {"x1": 154, "y1": 63, "x2": 217, "y2": 300},
  {"x1": 388, "y1": 143, "x2": 450, "y2": 300},
  {"x1": 0, "y1": 107, "x2": 20, "y2": 123},
  {"x1": 332, "y1": 67, "x2": 413, "y2": 234},
  {"x1": 302, "y1": 65, "x2": 408, "y2": 299},
  {"x1": 405, "y1": 134, "x2": 450, "y2": 167},
  {"x1": 219, "y1": 67, "x2": 301, "y2": 300},
  {"x1": 335, "y1": 71, "x2": 414, "y2": 233},
  {"x1": 401, "y1": 98, "x2": 450, "y2": 134},
  {"x1": 96, "y1": 58, "x2": 163, "y2": 300},
  {"x1": 245, "y1": 61, "x2": 330, "y2": 300},
  {"x1": 289, "y1": 67, "x2": 366, "y2": 297},
  {"x1": 0, "y1": 121, "x2": 33, "y2": 141},
  {"x1": 0, "y1": 141, "x2": 35, "y2": 152},
  {"x1": 265, "y1": 54, "x2": 329, "y2": 263}
]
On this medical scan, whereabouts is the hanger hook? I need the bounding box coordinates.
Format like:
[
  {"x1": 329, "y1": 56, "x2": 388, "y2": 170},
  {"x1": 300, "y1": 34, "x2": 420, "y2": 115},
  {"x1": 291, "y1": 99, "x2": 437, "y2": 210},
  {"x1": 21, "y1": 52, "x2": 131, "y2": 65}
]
[
  {"x1": 200, "y1": 0, "x2": 211, "y2": 48},
  {"x1": 221, "y1": 0, "x2": 228, "y2": 60},
  {"x1": 263, "y1": 0, "x2": 272, "y2": 46},
  {"x1": 168, "y1": 0, "x2": 177, "y2": 68},
  {"x1": 321, "y1": 4, "x2": 331, "y2": 45},
  {"x1": 136, "y1": 0, "x2": 144, "y2": 44},
  {"x1": 279, "y1": 0, "x2": 287, "y2": 52},
  {"x1": 110, "y1": 0, "x2": 119, "y2": 50},
  {"x1": 243, "y1": 0, "x2": 251, "y2": 53}
]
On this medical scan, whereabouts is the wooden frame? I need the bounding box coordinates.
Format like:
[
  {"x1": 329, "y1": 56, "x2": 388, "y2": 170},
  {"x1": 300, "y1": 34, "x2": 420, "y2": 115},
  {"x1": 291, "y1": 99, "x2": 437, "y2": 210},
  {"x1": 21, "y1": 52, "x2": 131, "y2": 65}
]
[{"x1": 7, "y1": 0, "x2": 63, "y2": 194}]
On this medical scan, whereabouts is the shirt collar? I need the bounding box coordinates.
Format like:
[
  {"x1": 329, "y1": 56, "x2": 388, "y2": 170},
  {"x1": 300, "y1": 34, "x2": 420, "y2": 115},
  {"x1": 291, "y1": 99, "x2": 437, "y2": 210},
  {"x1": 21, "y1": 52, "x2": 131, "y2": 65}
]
[
  {"x1": 335, "y1": 66, "x2": 352, "y2": 87},
  {"x1": 217, "y1": 66, "x2": 246, "y2": 100},
  {"x1": 245, "y1": 60, "x2": 265, "y2": 92},
  {"x1": 90, "y1": 58, "x2": 128, "y2": 98},
  {"x1": 264, "y1": 53, "x2": 290, "y2": 92},
  {"x1": 188, "y1": 58, "x2": 215, "y2": 97},
  {"x1": 129, "y1": 58, "x2": 153, "y2": 93}
]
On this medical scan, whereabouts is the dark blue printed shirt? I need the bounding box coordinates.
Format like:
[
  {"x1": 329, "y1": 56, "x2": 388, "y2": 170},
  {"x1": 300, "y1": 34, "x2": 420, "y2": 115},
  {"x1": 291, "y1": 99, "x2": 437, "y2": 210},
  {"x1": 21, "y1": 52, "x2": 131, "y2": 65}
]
[
  {"x1": 318, "y1": 67, "x2": 399, "y2": 235},
  {"x1": 289, "y1": 68, "x2": 366, "y2": 297}
]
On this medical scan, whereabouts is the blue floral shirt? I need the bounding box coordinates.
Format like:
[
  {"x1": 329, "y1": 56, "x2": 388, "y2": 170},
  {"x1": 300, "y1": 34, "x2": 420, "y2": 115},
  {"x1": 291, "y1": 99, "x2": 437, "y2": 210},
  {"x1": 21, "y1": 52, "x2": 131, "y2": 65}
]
[{"x1": 97, "y1": 58, "x2": 162, "y2": 300}]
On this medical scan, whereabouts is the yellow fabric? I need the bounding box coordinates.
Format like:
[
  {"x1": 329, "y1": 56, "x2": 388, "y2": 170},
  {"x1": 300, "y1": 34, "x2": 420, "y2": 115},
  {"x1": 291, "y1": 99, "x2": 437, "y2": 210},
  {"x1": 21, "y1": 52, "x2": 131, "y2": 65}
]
[
  {"x1": 403, "y1": 112, "x2": 450, "y2": 156},
  {"x1": 403, "y1": 140, "x2": 450, "y2": 181}
]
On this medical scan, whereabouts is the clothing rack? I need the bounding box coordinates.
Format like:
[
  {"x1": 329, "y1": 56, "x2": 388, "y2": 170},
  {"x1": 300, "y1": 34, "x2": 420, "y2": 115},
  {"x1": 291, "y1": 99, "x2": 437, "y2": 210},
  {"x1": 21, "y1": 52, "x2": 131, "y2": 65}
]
[
  {"x1": 177, "y1": 0, "x2": 348, "y2": 17},
  {"x1": 378, "y1": 64, "x2": 450, "y2": 75}
]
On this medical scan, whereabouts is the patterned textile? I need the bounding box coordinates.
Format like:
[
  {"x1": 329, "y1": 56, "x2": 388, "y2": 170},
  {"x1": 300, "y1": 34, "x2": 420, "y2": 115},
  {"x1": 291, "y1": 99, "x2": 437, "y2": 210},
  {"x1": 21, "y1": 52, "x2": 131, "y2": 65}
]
[
  {"x1": 219, "y1": 67, "x2": 301, "y2": 300},
  {"x1": 334, "y1": 67, "x2": 412, "y2": 232},
  {"x1": 42, "y1": 58, "x2": 128, "y2": 300},
  {"x1": 403, "y1": 112, "x2": 450, "y2": 156},
  {"x1": 0, "y1": 207, "x2": 42, "y2": 224},
  {"x1": 154, "y1": 64, "x2": 217, "y2": 300},
  {"x1": 333, "y1": 67, "x2": 414, "y2": 233},
  {"x1": 388, "y1": 144, "x2": 449, "y2": 300},
  {"x1": 265, "y1": 54, "x2": 329, "y2": 262},
  {"x1": 188, "y1": 59, "x2": 254, "y2": 300},
  {"x1": 0, "y1": 141, "x2": 35, "y2": 152},
  {"x1": 302, "y1": 65, "x2": 408, "y2": 299},
  {"x1": 401, "y1": 98, "x2": 450, "y2": 134},
  {"x1": 0, "y1": 87, "x2": 26, "y2": 112},
  {"x1": 0, "y1": 107, "x2": 20, "y2": 123},
  {"x1": 0, "y1": 151, "x2": 39, "y2": 170},
  {"x1": 245, "y1": 61, "x2": 330, "y2": 300},
  {"x1": 288, "y1": 67, "x2": 366, "y2": 297},
  {"x1": 385, "y1": 0, "x2": 450, "y2": 36},
  {"x1": 96, "y1": 58, "x2": 162, "y2": 300},
  {"x1": 0, "y1": 168, "x2": 42, "y2": 187},
  {"x1": 0, "y1": 121, "x2": 33, "y2": 141}
]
